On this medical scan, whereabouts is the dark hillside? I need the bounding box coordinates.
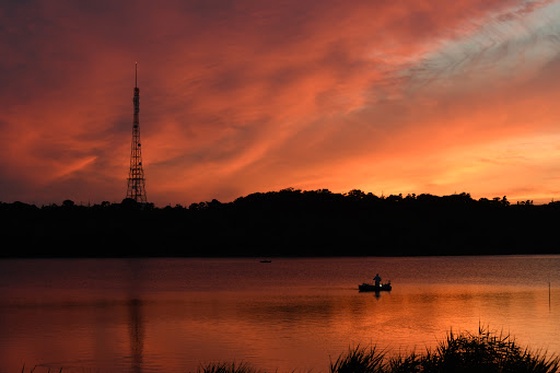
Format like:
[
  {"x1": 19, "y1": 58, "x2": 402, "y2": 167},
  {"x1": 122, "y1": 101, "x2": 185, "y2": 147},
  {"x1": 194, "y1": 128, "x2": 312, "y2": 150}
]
[{"x1": 2, "y1": 189, "x2": 559, "y2": 257}]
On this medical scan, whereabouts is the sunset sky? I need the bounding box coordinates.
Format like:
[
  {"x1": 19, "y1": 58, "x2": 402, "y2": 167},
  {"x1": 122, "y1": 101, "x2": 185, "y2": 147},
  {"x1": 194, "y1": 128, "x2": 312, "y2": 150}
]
[{"x1": 2, "y1": 0, "x2": 560, "y2": 207}]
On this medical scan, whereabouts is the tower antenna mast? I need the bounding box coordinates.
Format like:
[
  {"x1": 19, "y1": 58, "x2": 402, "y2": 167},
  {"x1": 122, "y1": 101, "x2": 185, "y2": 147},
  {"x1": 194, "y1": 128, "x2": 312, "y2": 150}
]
[{"x1": 126, "y1": 62, "x2": 148, "y2": 203}]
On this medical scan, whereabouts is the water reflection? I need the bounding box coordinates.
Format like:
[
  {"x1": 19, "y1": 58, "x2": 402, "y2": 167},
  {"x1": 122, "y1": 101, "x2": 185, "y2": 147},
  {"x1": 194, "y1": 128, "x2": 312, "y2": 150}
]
[
  {"x1": 128, "y1": 298, "x2": 144, "y2": 373},
  {"x1": 126, "y1": 259, "x2": 146, "y2": 373},
  {"x1": 0, "y1": 256, "x2": 558, "y2": 373}
]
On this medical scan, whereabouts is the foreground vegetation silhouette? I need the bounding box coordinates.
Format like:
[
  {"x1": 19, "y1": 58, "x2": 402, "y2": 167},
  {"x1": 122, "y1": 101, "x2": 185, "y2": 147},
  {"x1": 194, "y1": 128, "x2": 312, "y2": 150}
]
[
  {"x1": 2, "y1": 188, "x2": 560, "y2": 257},
  {"x1": 194, "y1": 327, "x2": 559, "y2": 373}
]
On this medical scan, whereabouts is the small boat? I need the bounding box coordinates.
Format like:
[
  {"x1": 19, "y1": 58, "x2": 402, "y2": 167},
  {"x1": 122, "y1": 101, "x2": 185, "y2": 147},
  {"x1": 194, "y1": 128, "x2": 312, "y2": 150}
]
[{"x1": 358, "y1": 281, "x2": 392, "y2": 292}]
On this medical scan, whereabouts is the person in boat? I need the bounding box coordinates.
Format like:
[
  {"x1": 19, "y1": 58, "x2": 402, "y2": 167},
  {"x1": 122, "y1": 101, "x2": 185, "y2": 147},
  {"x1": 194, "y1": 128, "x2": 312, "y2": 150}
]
[{"x1": 374, "y1": 273, "x2": 382, "y2": 287}]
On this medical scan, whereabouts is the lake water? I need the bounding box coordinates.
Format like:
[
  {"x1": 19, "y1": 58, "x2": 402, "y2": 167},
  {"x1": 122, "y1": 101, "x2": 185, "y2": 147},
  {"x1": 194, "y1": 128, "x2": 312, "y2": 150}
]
[{"x1": 0, "y1": 255, "x2": 559, "y2": 373}]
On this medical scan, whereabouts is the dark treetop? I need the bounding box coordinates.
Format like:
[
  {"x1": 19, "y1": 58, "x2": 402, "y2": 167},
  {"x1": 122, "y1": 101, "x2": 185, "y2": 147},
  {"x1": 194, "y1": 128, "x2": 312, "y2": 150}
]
[{"x1": 2, "y1": 189, "x2": 559, "y2": 258}]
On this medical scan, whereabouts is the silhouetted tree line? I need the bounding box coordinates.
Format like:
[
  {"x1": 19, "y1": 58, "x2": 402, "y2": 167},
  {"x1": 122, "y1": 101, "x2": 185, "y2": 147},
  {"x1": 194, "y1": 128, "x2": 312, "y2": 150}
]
[{"x1": 2, "y1": 188, "x2": 560, "y2": 257}]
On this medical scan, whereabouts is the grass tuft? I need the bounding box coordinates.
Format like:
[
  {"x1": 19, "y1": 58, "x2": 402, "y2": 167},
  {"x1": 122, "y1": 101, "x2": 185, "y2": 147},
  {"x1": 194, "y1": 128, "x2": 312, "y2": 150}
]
[
  {"x1": 328, "y1": 325, "x2": 560, "y2": 373},
  {"x1": 329, "y1": 344, "x2": 387, "y2": 373},
  {"x1": 418, "y1": 325, "x2": 560, "y2": 373},
  {"x1": 197, "y1": 361, "x2": 265, "y2": 373}
]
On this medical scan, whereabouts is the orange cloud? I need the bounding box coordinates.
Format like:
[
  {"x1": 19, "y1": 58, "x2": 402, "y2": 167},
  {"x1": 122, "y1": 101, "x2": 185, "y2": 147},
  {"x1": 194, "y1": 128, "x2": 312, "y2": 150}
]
[{"x1": 1, "y1": 0, "x2": 560, "y2": 206}]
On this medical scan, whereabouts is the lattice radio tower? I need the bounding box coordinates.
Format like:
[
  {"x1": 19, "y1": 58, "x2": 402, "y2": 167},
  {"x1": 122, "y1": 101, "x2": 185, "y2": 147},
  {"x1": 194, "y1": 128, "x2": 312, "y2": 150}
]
[{"x1": 126, "y1": 62, "x2": 148, "y2": 203}]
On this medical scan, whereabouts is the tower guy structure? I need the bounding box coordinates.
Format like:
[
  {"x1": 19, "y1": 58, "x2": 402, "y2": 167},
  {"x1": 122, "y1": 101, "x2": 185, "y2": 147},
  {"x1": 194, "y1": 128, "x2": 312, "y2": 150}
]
[{"x1": 126, "y1": 62, "x2": 148, "y2": 203}]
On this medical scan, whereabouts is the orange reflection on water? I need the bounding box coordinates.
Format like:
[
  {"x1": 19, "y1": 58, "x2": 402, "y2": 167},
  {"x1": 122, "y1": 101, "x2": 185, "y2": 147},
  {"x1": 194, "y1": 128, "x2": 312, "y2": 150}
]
[{"x1": 1, "y1": 257, "x2": 559, "y2": 373}]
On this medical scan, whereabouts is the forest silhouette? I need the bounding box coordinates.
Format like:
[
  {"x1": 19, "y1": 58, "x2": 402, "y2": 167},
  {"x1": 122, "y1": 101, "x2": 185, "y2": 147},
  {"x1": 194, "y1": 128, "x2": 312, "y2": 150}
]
[{"x1": 2, "y1": 188, "x2": 559, "y2": 258}]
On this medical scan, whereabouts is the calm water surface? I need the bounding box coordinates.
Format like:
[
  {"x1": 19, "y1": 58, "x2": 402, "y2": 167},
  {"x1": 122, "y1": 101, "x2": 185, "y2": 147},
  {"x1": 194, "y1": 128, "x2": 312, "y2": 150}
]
[{"x1": 0, "y1": 256, "x2": 559, "y2": 373}]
